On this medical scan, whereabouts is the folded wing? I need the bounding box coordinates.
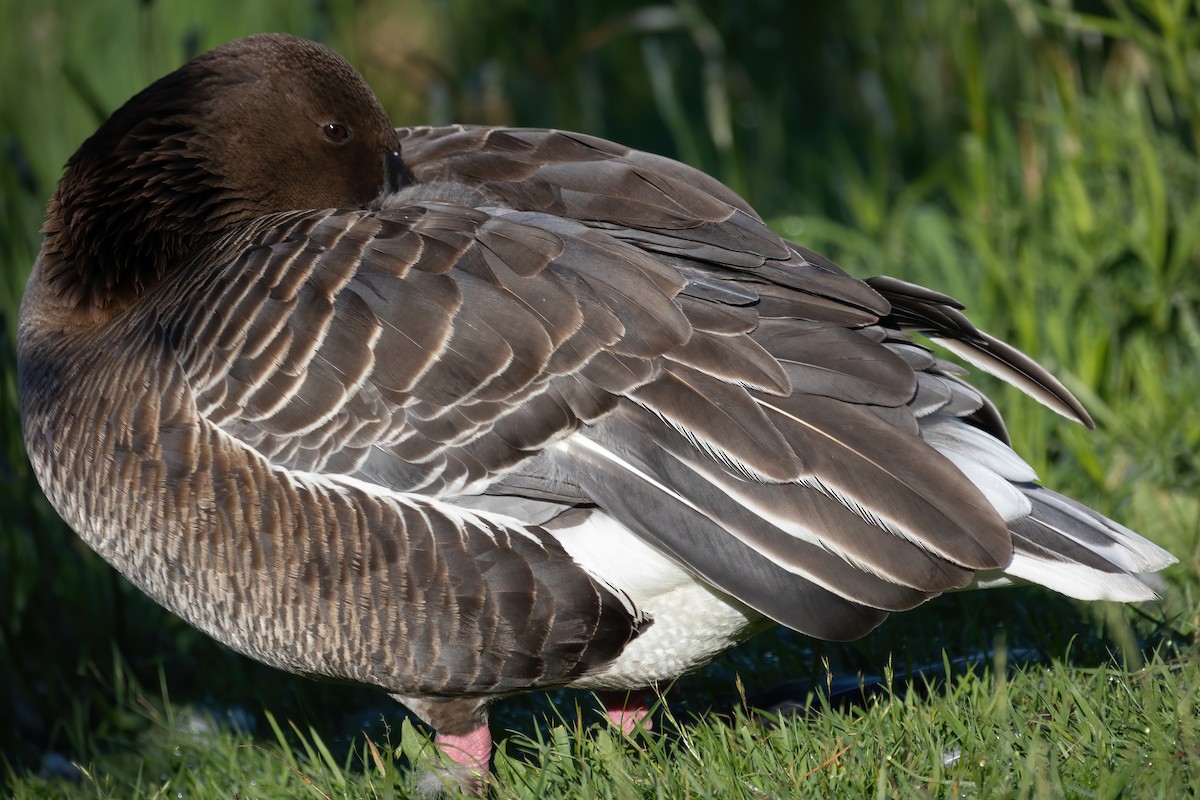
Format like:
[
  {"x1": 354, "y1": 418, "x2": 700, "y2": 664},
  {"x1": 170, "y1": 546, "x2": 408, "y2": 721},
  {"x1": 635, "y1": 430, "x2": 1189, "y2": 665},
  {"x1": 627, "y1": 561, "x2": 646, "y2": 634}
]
[{"x1": 169, "y1": 125, "x2": 1172, "y2": 653}]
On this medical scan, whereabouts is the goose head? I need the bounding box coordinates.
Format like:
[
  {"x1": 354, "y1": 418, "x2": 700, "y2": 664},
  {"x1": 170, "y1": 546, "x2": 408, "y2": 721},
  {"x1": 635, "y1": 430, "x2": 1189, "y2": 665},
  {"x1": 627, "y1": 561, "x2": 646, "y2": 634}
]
[{"x1": 38, "y1": 33, "x2": 406, "y2": 314}]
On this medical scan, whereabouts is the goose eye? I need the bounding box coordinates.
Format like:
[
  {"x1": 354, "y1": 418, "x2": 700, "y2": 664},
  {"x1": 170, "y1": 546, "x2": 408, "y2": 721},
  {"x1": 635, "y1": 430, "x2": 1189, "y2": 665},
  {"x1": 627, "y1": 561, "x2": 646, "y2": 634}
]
[{"x1": 322, "y1": 122, "x2": 351, "y2": 143}]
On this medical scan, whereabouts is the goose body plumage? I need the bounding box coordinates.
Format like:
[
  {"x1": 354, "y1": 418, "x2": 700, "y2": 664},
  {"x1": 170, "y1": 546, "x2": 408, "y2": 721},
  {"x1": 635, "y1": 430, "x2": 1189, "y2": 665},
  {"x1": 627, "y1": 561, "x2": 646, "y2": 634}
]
[{"x1": 19, "y1": 33, "x2": 1175, "y2": 791}]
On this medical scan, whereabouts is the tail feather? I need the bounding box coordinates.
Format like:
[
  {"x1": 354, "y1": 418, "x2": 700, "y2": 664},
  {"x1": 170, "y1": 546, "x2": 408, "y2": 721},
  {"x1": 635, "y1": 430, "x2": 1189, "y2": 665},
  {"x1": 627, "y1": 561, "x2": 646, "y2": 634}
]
[
  {"x1": 976, "y1": 485, "x2": 1176, "y2": 601},
  {"x1": 871, "y1": 273, "x2": 1171, "y2": 602}
]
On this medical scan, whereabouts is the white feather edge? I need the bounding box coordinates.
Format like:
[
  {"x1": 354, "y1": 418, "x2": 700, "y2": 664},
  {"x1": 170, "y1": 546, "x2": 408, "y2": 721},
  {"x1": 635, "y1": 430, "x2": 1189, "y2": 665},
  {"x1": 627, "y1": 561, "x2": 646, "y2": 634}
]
[
  {"x1": 556, "y1": 437, "x2": 896, "y2": 598},
  {"x1": 918, "y1": 415, "x2": 1035, "y2": 522},
  {"x1": 931, "y1": 336, "x2": 1085, "y2": 423},
  {"x1": 970, "y1": 552, "x2": 1164, "y2": 602},
  {"x1": 918, "y1": 414, "x2": 1174, "y2": 598},
  {"x1": 1028, "y1": 488, "x2": 1177, "y2": 573}
]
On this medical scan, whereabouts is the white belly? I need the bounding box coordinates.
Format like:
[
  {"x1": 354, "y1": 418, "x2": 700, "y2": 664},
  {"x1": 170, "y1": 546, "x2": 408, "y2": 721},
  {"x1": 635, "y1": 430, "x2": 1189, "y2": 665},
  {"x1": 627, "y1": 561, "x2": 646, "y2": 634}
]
[{"x1": 548, "y1": 509, "x2": 766, "y2": 690}]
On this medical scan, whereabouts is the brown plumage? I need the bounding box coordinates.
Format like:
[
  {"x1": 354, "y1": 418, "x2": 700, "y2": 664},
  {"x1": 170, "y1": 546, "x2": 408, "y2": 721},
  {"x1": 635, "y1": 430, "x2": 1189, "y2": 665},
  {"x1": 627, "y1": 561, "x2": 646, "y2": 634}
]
[{"x1": 19, "y1": 33, "x2": 1174, "y2": 793}]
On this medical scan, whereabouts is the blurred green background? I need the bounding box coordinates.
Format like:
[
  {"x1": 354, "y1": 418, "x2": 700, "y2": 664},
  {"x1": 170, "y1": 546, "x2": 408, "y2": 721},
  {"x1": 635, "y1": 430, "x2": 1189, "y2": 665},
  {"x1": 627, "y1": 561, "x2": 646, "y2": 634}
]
[{"x1": 2, "y1": 0, "x2": 1198, "y2": 796}]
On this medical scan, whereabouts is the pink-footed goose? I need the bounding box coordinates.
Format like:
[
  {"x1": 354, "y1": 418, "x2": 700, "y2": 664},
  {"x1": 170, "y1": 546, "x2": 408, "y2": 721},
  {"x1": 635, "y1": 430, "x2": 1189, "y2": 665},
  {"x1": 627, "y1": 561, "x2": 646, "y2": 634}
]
[{"x1": 19, "y1": 33, "x2": 1175, "y2": 793}]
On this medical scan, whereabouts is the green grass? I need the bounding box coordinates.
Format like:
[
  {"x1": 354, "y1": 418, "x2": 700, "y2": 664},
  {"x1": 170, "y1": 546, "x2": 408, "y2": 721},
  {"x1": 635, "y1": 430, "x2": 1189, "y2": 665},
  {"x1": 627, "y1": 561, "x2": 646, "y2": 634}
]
[
  {"x1": 10, "y1": 649, "x2": 1200, "y2": 798},
  {"x1": 2, "y1": 0, "x2": 1199, "y2": 797}
]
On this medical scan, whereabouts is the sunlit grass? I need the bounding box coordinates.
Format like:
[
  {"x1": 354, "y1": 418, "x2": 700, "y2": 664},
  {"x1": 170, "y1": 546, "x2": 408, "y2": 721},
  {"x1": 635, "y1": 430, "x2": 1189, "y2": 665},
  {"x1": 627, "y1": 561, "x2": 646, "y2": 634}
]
[{"x1": 11, "y1": 648, "x2": 1200, "y2": 798}]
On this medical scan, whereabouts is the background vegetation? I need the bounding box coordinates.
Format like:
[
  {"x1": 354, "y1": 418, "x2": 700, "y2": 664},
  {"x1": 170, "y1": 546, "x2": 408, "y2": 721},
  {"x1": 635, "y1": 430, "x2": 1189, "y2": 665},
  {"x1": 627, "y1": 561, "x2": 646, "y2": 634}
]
[{"x1": 2, "y1": 0, "x2": 1197, "y2": 796}]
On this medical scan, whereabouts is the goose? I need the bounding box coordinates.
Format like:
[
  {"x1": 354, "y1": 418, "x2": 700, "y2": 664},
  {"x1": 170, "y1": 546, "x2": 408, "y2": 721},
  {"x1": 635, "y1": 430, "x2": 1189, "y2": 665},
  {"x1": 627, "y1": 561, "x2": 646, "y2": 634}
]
[{"x1": 19, "y1": 32, "x2": 1175, "y2": 793}]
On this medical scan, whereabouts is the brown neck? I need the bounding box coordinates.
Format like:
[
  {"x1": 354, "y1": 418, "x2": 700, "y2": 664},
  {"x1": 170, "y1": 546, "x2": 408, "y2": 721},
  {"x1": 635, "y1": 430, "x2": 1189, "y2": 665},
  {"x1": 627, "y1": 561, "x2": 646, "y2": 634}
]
[
  {"x1": 36, "y1": 57, "x2": 249, "y2": 312},
  {"x1": 39, "y1": 145, "x2": 237, "y2": 312}
]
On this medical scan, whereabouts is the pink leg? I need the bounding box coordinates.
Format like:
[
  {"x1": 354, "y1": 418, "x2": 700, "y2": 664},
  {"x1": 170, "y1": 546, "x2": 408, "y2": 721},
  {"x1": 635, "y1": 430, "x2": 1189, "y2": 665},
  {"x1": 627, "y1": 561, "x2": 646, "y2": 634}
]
[
  {"x1": 600, "y1": 690, "x2": 654, "y2": 734},
  {"x1": 434, "y1": 724, "x2": 491, "y2": 796}
]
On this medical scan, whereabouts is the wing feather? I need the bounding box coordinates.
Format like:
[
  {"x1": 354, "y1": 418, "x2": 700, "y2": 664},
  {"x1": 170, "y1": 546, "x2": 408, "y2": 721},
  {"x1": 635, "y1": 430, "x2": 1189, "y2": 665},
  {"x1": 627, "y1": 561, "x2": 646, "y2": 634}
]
[
  {"x1": 164, "y1": 123, "x2": 1166, "y2": 657},
  {"x1": 866, "y1": 275, "x2": 1094, "y2": 427}
]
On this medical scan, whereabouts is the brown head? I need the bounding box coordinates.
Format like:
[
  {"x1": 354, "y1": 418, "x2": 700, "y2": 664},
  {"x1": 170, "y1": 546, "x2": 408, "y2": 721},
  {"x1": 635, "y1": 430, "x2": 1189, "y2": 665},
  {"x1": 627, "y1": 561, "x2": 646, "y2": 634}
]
[{"x1": 38, "y1": 33, "x2": 407, "y2": 312}]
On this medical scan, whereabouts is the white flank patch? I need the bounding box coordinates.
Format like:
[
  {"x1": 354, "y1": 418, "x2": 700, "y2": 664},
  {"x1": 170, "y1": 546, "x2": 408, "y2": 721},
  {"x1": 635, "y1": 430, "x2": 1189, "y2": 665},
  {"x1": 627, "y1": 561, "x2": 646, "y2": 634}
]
[{"x1": 549, "y1": 508, "x2": 761, "y2": 690}]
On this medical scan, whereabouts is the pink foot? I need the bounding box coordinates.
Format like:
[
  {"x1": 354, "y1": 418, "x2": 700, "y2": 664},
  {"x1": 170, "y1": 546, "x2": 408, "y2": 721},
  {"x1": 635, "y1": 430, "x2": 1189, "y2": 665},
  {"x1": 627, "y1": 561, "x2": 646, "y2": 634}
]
[
  {"x1": 433, "y1": 724, "x2": 491, "y2": 796},
  {"x1": 600, "y1": 690, "x2": 654, "y2": 734}
]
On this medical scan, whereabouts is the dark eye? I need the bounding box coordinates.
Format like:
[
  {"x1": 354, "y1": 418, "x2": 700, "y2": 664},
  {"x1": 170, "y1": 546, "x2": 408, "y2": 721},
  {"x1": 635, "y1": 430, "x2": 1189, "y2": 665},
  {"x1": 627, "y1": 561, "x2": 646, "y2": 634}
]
[{"x1": 322, "y1": 122, "x2": 351, "y2": 143}]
